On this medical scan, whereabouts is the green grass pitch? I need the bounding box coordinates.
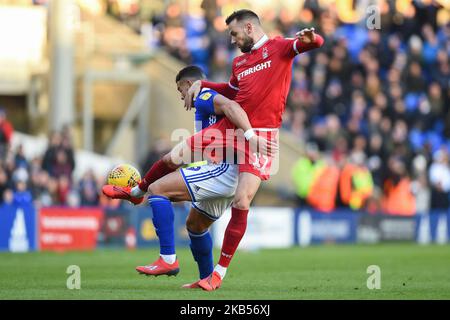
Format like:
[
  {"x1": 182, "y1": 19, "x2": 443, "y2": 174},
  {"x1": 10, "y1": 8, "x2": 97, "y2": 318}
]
[{"x1": 1, "y1": 244, "x2": 449, "y2": 300}]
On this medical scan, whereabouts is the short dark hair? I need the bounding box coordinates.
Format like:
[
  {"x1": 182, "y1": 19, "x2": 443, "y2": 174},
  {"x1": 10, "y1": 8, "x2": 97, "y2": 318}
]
[
  {"x1": 175, "y1": 65, "x2": 206, "y2": 82},
  {"x1": 225, "y1": 9, "x2": 260, "y2": 25}
]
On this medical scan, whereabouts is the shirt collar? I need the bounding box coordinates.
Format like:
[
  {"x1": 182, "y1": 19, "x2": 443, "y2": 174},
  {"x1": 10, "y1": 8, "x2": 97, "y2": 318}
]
[{"x1": 251, "y1": 34, "x2": 269, "y2": 51}]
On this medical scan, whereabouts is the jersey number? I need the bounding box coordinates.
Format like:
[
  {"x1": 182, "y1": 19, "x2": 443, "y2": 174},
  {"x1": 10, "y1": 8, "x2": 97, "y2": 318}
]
[{"x1": 252, "y1": 152, "x2": 269, "y2": 171}]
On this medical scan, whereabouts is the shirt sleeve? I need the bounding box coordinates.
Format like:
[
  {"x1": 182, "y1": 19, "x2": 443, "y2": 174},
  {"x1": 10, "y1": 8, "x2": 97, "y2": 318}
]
[
  {"x1": 277, "y1": 34, "x2": 325, "y2": 58},
  {"x1": 200, "y1": 62, "x2": 239, "y2": 100},
  {"x1": 194, "y1": 111, "x2": 203, "y2": 133},
  {"x1": 194, "y1": 89, "x2": 217, "y2": 115},
  {"x1": 228, "y1": 65, "x2": 239, "y2": 91}
]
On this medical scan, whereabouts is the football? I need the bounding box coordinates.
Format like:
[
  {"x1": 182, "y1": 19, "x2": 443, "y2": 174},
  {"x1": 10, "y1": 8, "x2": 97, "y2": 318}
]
[{"x1": 107, "y1": 164, "x2": 141, "y2": 188}]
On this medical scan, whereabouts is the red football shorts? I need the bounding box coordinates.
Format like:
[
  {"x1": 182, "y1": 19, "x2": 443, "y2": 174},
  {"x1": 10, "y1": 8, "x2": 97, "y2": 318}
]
[{"x1": 186, "y1": 118, "x2": 279, "y2": 181}]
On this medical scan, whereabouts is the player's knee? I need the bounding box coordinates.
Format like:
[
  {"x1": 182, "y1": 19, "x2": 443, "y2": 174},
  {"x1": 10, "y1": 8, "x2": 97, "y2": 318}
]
[
  {"x1": 147, "y1": 182, "x2": 167, "y2": 198},
  {"x1": 186, "y1": 216, "x2": 208, "y2": 234},
  {"x1": 162, "y1": 153, "x2": 178, "y2": 169},
  {"x1": 233, "y1": 195, "x2": 251, "y2": 210},
  {"x1": 233, "y1": 201, "x2": 249, "y2": 210},
  {"x1": 233, "y1": 189, "x2": 256, "y2": 210}
]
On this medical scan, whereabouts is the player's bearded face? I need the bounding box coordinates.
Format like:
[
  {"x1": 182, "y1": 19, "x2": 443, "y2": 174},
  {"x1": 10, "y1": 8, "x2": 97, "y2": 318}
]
[
  {"x1": 239, "y1": 33, "x2": 254, "y2": 53},
  {"x1": 229, "y1": 21, "x2": 254, "y2": 53}
]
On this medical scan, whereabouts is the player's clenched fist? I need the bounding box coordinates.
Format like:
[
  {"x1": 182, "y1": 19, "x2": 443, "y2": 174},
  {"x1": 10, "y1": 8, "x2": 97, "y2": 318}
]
[{"x1": 296, "y1": 27, "x2": 316, "y2": 44}]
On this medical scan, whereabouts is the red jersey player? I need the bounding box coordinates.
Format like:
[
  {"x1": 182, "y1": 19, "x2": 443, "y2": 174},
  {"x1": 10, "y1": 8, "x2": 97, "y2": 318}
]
[
  {"x1": 103, "y1": 9, "x2": 323, "y2": 291},
  {"x1": 184, "y1": 9, "x2": 324, "y2": 290}
]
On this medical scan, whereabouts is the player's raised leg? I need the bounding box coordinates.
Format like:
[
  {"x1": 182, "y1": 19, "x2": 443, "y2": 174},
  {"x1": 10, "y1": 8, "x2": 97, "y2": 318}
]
[
  {"x1": 198, "y1": 172, "x2": 260, "y2": 291},
  {"x1": 137, "y1": 140, "x2": 198, "y2": 193},
  {"x1": 182, "y1": 207, "x2": 215, "y2": 289},
  {"x1": 102, "y1": 140, "x2": 204, "y2": 203},
  {"x1": 135, "y1": 170, "x2": 191, "y2": 276}
]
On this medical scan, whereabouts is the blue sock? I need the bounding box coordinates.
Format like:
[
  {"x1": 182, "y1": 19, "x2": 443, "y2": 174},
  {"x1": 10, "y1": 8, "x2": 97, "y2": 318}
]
[
  {"x1": 149, "y1": 196, "x2": 175, "y2": 255},
  {"x1": 188, "y1": 228, "x2": 213, "y2": 279}
]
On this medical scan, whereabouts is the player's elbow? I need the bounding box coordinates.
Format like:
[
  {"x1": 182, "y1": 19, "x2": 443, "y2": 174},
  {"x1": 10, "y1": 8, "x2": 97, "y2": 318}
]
[
  {"x1": 218, "y1": 101, "x2": 232, "y2": 115},
  {"x1": 224, "y1": 101, "x2": 241, "y2": 114}
]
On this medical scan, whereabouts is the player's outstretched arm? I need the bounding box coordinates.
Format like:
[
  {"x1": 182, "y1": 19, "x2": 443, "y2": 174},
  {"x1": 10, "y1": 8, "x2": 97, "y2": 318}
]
[{"x1": 213, "y1": 94, "x2": 278, "y2": 157}]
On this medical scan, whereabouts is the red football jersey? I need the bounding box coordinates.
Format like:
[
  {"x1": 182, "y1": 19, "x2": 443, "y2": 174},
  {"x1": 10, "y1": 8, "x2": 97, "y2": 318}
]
[{"x1": 203, "y1": 34, "x2": 324, "y2": 128}]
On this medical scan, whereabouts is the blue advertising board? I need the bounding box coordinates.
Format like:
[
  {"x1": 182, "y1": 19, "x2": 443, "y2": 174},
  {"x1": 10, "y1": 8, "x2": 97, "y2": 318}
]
[
  {"x1": 0, "y1": 203, "x2": 37, "y2": 252},
  {"x1": 415, "y1": 210, "x2": 450, "y2": 244},
  {"x1": 294, "y1": 209, "x2": 358, "y2": 246}
]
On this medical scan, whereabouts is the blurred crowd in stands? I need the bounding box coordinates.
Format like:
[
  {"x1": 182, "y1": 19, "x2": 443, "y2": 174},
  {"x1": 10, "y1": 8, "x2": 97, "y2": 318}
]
[
  {"x1": 0, "y1": 113, "x2": 121, "y2": 209},
  {"x1": 108, "y1": 0, "x2": 450, "y2": 215}
]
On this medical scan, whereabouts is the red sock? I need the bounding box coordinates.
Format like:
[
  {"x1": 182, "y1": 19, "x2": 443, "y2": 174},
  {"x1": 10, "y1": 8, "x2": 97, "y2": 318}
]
[
  {"x1": 218, "y1": 207, "x2": 249, "y2": 268},
  {"x1": 138, "y1": 159, "x2": 176, "y2": 192}
]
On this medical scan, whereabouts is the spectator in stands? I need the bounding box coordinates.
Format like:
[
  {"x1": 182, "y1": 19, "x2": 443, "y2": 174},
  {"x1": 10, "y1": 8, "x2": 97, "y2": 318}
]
[
  {"x1": 292, "y1": 142, "x2": 324, "y2": 207},
  {"x1": 29, "y1": 168, "x2": 50, "y2": 208},
  {"x1": 331, "y1": 135, "x2": 349, "y2": 167},
  {"x1": 79, "y1": 169, "x2": 100, "y2": 206},
  {"x1": 14, "y1": 144, "x2": 28, "y2": 169},
  {"x1": 411, "y1": 173, "x2": 431, "y2": 216},
  {"x1": 292, "y1": 142, "x2": 340, "y2": 212},
  {"x1": 0, "y1": 166, "x2": 12, "y2": 205},
  {"x1": 366, "y1": 133, "x2": 385, "y2": 188},
  {"x1": 428, "y1": 148, "x2": 450, "y2": 214},
  {"x1": 0, "y1": 108, "x2": 13, "y2": 162},
  {"x1": 57, "y1": 175, "x2": 72, "y2": 205},
  {"x1": 381, "y1": 156, "x2": 416, "y2": 216},
  {"x1": 2, "y1": 189, "x2": 14, "y2": 206},
  {"x1": 42, "y1": 131, "x2": 62, "y2": 174},
  {"x1": 339, "y1": 151, "x2": 374, "y2": 211},
  {"x1": 139, "y1": 137, "x2": 171, "y2": 173},
  {"x1": 12, "y1": 167, "x2": 33, "y2": 206},
  {"x1": 306, "y1": 155, "x2": 340, "y2": 213},
  {"x1": 42, "y1": 131, "x2": 75, "y2": 180},
  {"x1": 324, "y1": 114, "x2": 345, "y2": 151},
  {"x1": 53, "y1": 148, "x2": 74, "y2": 180},
  {"x1": 3, "y1": 154, "x2": 16, "y2": 187},
  {"x1": 44, "y1": 177, "x2": 59, "y2": 206}
]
